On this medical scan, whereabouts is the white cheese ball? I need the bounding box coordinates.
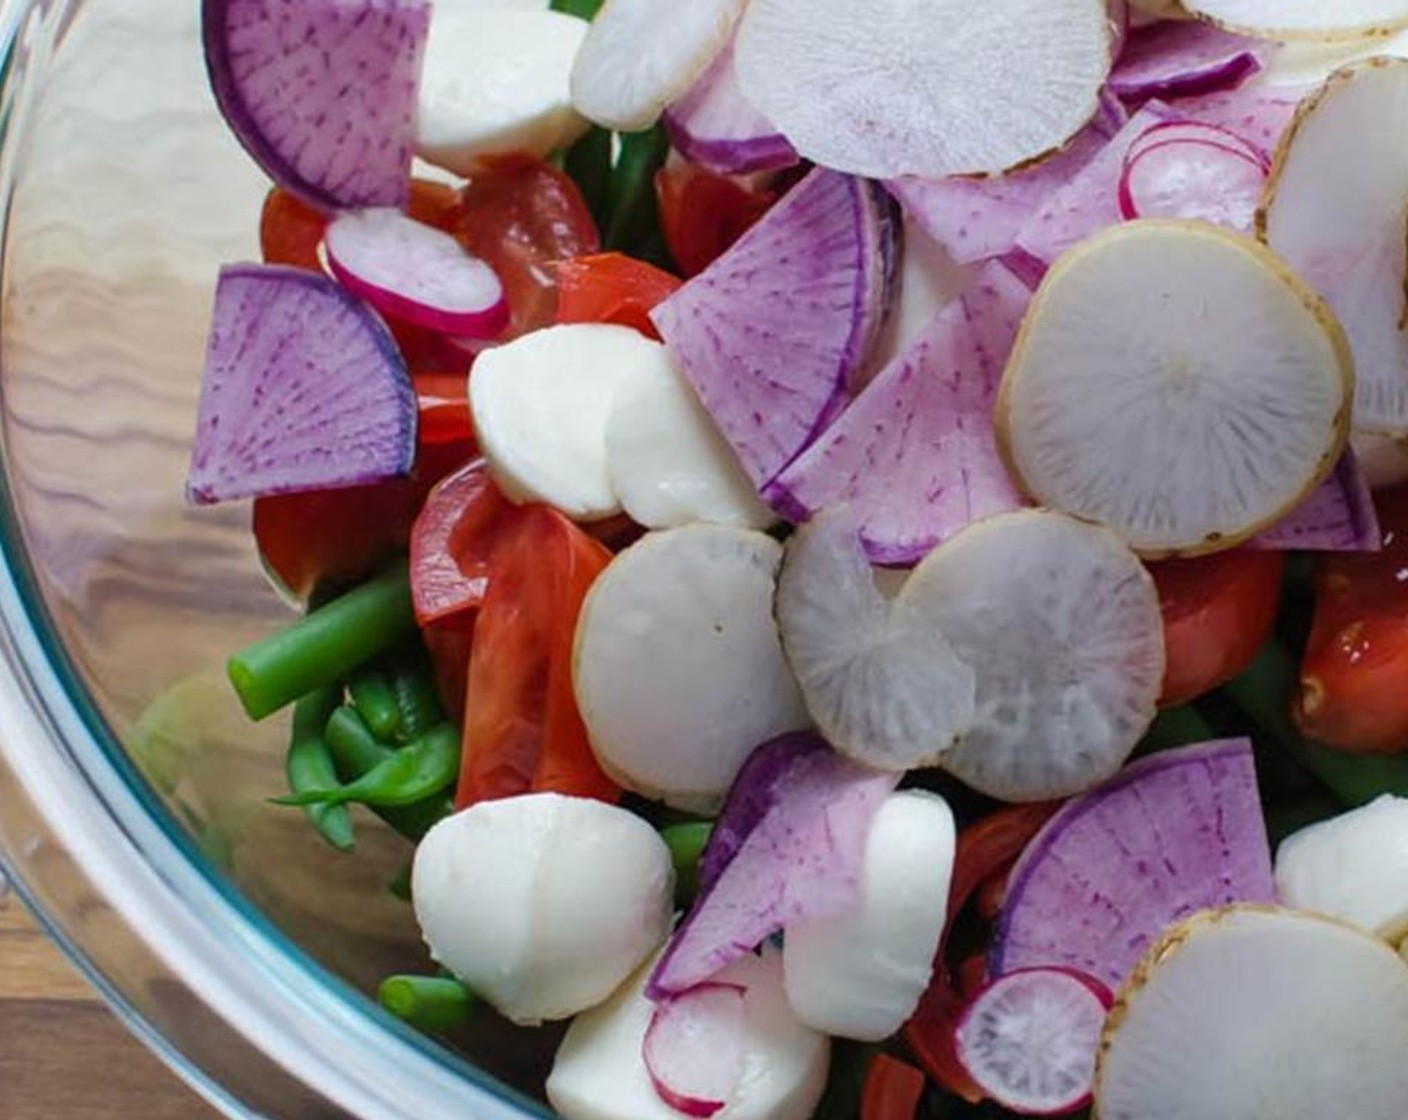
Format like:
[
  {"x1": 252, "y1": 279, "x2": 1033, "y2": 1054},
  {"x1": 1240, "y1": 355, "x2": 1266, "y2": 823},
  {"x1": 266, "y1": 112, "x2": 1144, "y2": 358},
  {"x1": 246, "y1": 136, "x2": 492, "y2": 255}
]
[{"x1": 412, "y1": 794, "x2": 674, "y2": 1025}]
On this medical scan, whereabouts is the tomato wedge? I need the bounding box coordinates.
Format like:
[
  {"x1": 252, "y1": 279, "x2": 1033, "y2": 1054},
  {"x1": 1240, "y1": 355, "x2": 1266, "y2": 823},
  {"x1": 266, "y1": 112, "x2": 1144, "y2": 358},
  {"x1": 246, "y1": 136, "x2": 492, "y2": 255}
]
[
  {"x1": 414, "y1": 372, "x2": 475, "y2": 447},
  {"x1": 655, "y1": 164, "x2": 777, "y2": 278},
  {"x1": 1150, "y1": 549, "x2": 1284, "y2": 708},
  {"x1": 861, "y1": 1055, "x2": 927, "y2": 1120},
  {"x1": 260, "y1": 188, "x2": 326, "y2": 272},
  {"x1": 409, "y1": 459, "x2": 513, "y2": 626},
  {"x1": 555, "y1": 252, "x2": 682, "y2": 339}
]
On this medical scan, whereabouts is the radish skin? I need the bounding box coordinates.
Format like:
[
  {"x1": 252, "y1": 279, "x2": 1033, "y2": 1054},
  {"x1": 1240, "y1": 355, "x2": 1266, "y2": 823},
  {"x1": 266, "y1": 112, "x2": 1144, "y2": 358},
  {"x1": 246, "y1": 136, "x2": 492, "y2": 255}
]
[{"x1": 1180, "y1": 0, "x2": 1408, "y2": 41}]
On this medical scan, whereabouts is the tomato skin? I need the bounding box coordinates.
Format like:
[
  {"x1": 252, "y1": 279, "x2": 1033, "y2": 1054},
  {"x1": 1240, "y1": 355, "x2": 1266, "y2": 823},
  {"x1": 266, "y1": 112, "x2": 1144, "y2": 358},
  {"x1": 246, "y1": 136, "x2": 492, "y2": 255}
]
[
  {"x1": 655, "y1": 164, "x2": 776, "y2": 278},
  {"x1": 409, "y1": 459, "x2": 512, "y2": 626},
  {"x1": 861, "y1": 1055, "x2": 927, "y2": 1120},
  {"x1": 260, "y1": 188, "x2": 326, "y2": 272},
  {"x1": 1150, "y1": 549, "x2": 1284, "y2": 707},
  {"x1": 554, "y1": 252, "x2": 682, "y2": 338},
  {"x1": 413, "y1": 372, "x2": 475, "y2": 446}
]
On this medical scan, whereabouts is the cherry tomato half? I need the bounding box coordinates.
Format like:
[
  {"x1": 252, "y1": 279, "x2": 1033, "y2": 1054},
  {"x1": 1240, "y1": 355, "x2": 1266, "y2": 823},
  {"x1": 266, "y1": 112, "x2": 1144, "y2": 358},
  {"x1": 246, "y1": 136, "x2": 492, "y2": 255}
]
[
  {"x1": 655, "y1": 164, "x2": 776, "y2": 278},
  {"x1": 555, "y1": 251, "x2": 682, "y2": 339},
  {"x1": 861, "y1": 1055, "x2": 927, "y2": 1120}
]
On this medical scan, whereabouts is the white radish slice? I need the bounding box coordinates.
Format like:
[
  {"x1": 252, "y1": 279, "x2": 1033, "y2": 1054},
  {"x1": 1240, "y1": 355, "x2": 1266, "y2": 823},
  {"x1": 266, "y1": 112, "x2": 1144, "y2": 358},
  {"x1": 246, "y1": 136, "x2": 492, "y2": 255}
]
[
  {"x1": 1256, "y1": 28, "x2": 1408, "y2": 89},
  {"x1": 571, "y1": 0, "x2": 745, "y2": 132},
  {"x1": 956, "y1": 969, "x2": 1112, "y2": 1116},
  {"x1": 603, "y1": 355, "x2": 772, "y2": 531},
  {"x1": 572, "y1": 526, "x2": 809, "y2": 813},
  {"x1": 1181, "y1": 0, "x2": 1408, "y2": 41},
  {"x1": 324, "y1": 208, "x2": 508, "y2": 338},
  {"x1": 643, "y1": 984, "x2": 746, "y2": 1118},
  {"x1": 1260, "y1": 59, "x2": 1408, "y2": 435},
  {"x1": 734, "y1": 0, "x2": 1112, "y2": 179},
  {"x1": 904, "y1": 510, "x2": 1165, "y2": 802},
  {"x1": 774, "y1": 514, "x2": 975, "y2": 770},
  {"x1": 416, "y1": 7, "x2": 588, "y2": 174},
  {"x1": 998, "y1": 220, "x2": 1352, "y2": 556},
  {"x1": 1118, "y1": 137, "x2": 1267, "y2": 232},
  {"x1": 1096, "y1": 906, "x2": 1408, "y2": 1120},
  {"x1": 782, "y1": 791, "x2": 956, "y2": 1042},
  {"x1": 469, "y1": 323, "x2": 673, "y2": 521}
]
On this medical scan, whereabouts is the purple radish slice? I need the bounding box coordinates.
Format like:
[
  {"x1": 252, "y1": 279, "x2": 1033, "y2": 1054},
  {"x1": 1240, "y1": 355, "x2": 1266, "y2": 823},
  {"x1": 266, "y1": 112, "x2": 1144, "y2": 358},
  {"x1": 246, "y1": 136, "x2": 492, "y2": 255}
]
[
  {"x1": 203, "y1": 0, "x2": 428, "y2": 212},
  {"x1": 1167, "y1": 85, "x2": 1303, "y2": 161},
  {"x1": 643, "y1": 983, "x2": 746, "y2": 1118},
  {"x1": 991, "y1": 739, "x2": 1275, "y2": 992},
  {"x1": 187, "y1": 264, "x2": 415, "y2": 505},
  {"x1": 650, "y1": 168, "x2": 892, "y2": 490},
  {"x1": 955, "y1": 968, "x2": 1112, "y2": 1117},
  {"x1": 325, "y1": 208, "x2": 508, "y2": 339},
  {"x1": 1117, "y1": 136, "x2": 1267, "y2": 230},
  {"x1": 1123, "y1": 118, "x2": 1268, "y2": 171},
  {"x1": 767, "y1": 261, "x2": 1029, "y2": 565},
  {"x1": 646, "y1": 733, "x2": 900, "y2": 999},
  {"x1": 1253, "y1": 451, "x2": 1382, "y2": 552},
  {"x1": 1110, "y1": 20, "x2": 1270, "y2": 107}
]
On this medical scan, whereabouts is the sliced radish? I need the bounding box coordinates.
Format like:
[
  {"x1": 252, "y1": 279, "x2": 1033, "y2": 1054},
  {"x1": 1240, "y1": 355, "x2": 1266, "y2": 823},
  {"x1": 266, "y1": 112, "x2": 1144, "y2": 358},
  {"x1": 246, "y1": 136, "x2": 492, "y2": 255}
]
[
  {"x1": 203, "y1": 0, "x2": 427, "y2": 211},
  {"x1": 416, "y1": 7, "x2": 588, "y2": 174},
  {"x1": 1180, "y1": 0, "x2": 1408, "y2": 40},
  {"x1": 1169, "y1": 84, "x2": 1303, "y2": 160},
  {"x1": 469, "y1": 323, "x2": 674, "y2": 521},
  {"x1": 1123, "y1": 119, "x2": 1269, "y2": 170},
  {"x1": 572, "y1": 527, "x2": 808, "y2": 812},
  {"x1": 991, "y1": 739, "x2": 1275, "y2": 990},
  {"x1": 1118, "y1": 135, "x2": 1267, "y2": 231},
  {"x1": 571, "y1": 0, "x2": 745, "y2": 132},
  {"x1": 1256, "y1": 27, "x2": 1408, "y2": 89},
  {"x1": 773, "y1": 513, "x2": 976, "y2": 769},
  {"x1": 1253, "y1": 450, "x2": 1381, "y2": 551},
  {"x1": 643, "y1": 984, "x2": 746, "y2": 1118},
  {"x1": 1354, "y1": 432, "x2": 1408, "y2": 490},
  {"x1": 1110, "y1": 19, "x2": 1271, "y2": 106},
  {"x1": 1261, "y1": 60, "x2": 1408, "y2": 435},
  {"x1": 769, "y1": 262, "x2": 1029, "y2": 566},
  {"x1": 998, "y1": 221, "x2": 1352, "y2": 556},
  {"x1": 733, "y1": 0, "x2": 1112, "y2": 179},
  {"x1": 324, "y1": 208, "x2": 507, "y2": 338},
  {"x1": 904, "y1": 510, "x2": 1164, "y2": 801},
  {"x1": 1096, "y1": 907, "x2": 1408, "y2": 1120},
  {"x1": 955, "y1": 968, "x2": 1112, "y2": 1116},
  {"x1": 650, "y1": 169, "x2": 894, "y2": 490},
  {"x1": 187, "y1": 264, "x2": 415, "y2": 505}
]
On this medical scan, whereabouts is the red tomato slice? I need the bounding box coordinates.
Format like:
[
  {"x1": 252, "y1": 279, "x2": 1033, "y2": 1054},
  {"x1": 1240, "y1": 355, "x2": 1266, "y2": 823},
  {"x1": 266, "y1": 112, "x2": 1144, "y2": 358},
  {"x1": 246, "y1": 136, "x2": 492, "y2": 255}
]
[
  {"x1": 1149, "y1": 549, "x2": 1284, "y2": 707},
  {"x1": 554, "y1": 252, "x2": 682, "y2": 339},
  {"x1": 861, "y1": 1055, "x2": 927, "y2": 1120},
  {"x1": 409, "y1": 459, "x2": 513, "y2": 627},
  {"x1": 407, "y1": 179, "x2": 461, "y2": 232},
  {"x1": 260, "y1": 188, "x2": 326, "y2": 272},
  {"x1": 414, "y1": 372, "x2": 475, "y2": 446},
  {"x1": 655, "y1": 164, "x2": 777, "y2": 278},
  {"x1": 903, "y1": 971, "x2": 984, "y2": 1105},
  {"x1": 423, "y1": 618, "x2": 474, "y2": 726}
]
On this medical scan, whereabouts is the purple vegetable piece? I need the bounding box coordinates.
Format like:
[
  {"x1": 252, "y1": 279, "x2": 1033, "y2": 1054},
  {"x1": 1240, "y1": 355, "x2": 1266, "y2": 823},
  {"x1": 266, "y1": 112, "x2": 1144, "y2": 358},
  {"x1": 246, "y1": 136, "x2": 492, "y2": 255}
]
[
  {"x1": 1253, "y1": 451, "x2": 1382, "y2": 552},
  {"x1": 1111, "y1": 20, "x2": 1271, "y2": 107},
  {"x1": 647, "y1": 732, "x2": 899, "y2": 999},
  {"x1": 1168, "y1": 85, "x2": 1306, "y2": 161},
  {"x1": 187, "y1": 264, "x2": 416, "y2": 505},
  {"x1": 991, "y1": 739, "x2": 1275, "y2": 992},
  {"x1": 1117, "y1": 134, "x2": 1267, "y2": 231},
  {"x1": 651, "y1": 169, "x2": 892, "y2": 490},
  {"x1": 203, "y1": 0, "x2": 428, "y2": 211},
  {"x1": 767, "y1": 261, "x2": 1029, "y2": 564}
]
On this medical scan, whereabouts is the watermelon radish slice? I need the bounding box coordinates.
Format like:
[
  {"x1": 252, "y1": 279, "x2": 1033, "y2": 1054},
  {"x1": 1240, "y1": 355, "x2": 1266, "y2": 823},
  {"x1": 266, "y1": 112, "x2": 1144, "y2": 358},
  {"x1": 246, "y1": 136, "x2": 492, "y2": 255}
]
[
  {"x1": 955, "y1": 968, "x2": 1112, "y2": 1116},
  {"x1": 1169, "y1": 85, "x2": 1304, "y2": 160},
  {"x1": 990, "y1": 739, "x2": 1276, "y2": 992},
  {"x1": 642, "y1": 983, "x2": 746, "y2": 1118},
  {"x1": 1253, "y1": 451, "x2": 1381, "y2": 551},
  {"x1": 1117, "y1": 134, "x2": 1267, "y2": 231},
  {"x1": 187, "y1": 265, "x2": 416, "y2": 505},
  {"x1": 203, "y1": 0, "x2": 428, "y2": 211},
  {"x1": 1110, "y1": 19, "x2": 1271, "y2": 107},
  {"x1": 650, "y1": 169, "x2": 895, "y2": 490},
  {"x1": 767, "y1": 261, "x2": 1030, "y2": 564},
  {"x1": 325, "y1": 208, "x2": 508, "y2": 338}
]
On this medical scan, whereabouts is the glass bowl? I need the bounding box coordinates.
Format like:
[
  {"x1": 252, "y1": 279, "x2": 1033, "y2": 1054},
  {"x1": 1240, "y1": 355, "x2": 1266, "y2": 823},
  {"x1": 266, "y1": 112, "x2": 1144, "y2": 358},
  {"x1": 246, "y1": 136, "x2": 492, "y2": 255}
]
[{"x1": 0, "y1": 1, "x2": 548, "y2": 1114}]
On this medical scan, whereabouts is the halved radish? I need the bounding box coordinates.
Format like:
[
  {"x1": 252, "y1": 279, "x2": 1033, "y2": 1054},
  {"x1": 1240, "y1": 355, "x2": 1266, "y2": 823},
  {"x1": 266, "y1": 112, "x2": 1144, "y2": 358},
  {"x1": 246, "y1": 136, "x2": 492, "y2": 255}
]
[
  {"x1": 1260, "y1": 60, "x2": 1408, "y2": 435},
  {"x1": 1181, "y1": 0, "x2": 1408, "y2": 40},
  {"x1": 325, "y1": 208, "x2": 508, "y2": 338},
  {"x1": 570, "y1": 0, "x2": 745, "y2": 132},
  {"x1": 203, "y1": 0, "x2": 427, "y2": 211},
  {"x1": 904, "y1": 510, "x2": 1164, "y2": 802},
  {"x1": 1096, "y1": 906, "x2": 1408, "y2": 1120},
  {"x1": 1118, "y1": 134, "x2": 1267, "y2": 231},
  {"x1": 955, "y1": 969, "x2": 1112, "y2": 1116},
  {"x1": 643, "y1": 983, "x2": 746, "y2": 1118},
  {"x1": 1110, "y1": 20, "x2": 1270, "y2": 106},
  {"x1": 998, "y1": 221, "x2": 1352, "y2": 556},
  {"x1": 572, "y1": 527, "x2": 808, "y2": 812},
  {"x1": 733, "y1": 0, "x2": 1112, "y2": 179}
]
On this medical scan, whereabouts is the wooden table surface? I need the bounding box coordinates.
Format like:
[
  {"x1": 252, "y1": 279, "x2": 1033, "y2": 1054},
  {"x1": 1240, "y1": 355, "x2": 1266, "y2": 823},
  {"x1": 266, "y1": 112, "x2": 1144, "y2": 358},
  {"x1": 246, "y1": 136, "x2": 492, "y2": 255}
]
[{"x1": 0, "y1": 894, "x2": 222, "y2": 1120}]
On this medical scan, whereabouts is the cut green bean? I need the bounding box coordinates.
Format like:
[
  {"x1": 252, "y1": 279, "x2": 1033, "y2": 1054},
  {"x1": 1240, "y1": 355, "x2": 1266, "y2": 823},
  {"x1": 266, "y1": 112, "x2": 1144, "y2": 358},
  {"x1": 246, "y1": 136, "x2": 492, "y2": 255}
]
[
  {"x1": 661, "y1": 821, "x2": 712, "y2": 909},
  {"x1": 349, "y1": 667, "x2": 402, "y2": 741},
  {"x1": 564, "y1": 125, "x2": 613, "y2": 230},
  {"x1": 228, "y1": 563, "x2": 416, "y2": 721},
  {"x1": 388, "y1": 859, "x2": 414, "y2": 903},
  {"x1": 1135, "y1": 704, "x2": 1218, "y2": 757},
  {"x1": 390, "y1": 652, "x2": 444, "y2": 743},
  {"x1": 378, "y1": 975, "x2": 477, "y2": 1032},
  {"x1": 285, "y1": 685, "x2": 354, "y2": 852},
  {"x1": 604, "y1": 125, "x2": 670, "y2": 256},
  {"x1": 549, "y1": 0, "x2": 604, "y2": 18},
  {"x1": 280, "y1": 722, "x2": 459, "y2": 808},
  {"x1": 325, "y1": 706, "x2": 454, "y2": 841}
]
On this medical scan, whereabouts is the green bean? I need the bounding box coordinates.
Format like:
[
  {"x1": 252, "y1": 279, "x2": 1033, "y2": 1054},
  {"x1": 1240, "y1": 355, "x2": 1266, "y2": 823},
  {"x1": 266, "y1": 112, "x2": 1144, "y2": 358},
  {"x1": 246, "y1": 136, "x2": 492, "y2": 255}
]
[
  {"x1": 280, "y1": 722, "x2": 459, "y2": 808},
  {"x1": 661, "y1": 822, "x2": 712, "y2": 909},
  {"x1": 228, "y1": 563, "x2": 416, "y2": 720},
  {"x1": 348, "y1": 667, "x2": 402, "y2": 741},
  {"x1": 285, "y1": 685, "x2": 354, "y2": 851},
  {"x1": 378, "y1": 975, "x2": 477, "y2": 1032},
  {"x1": 390, "y1": 652, "x2": 444, "y2": 742},
  {"x1": 325, "y1": 707, "x2": 454, "y2": 841},
  {"x1": 564, "y1": 125, "x2": 613, "y2": 230},
  {"x1": 549, "y1": 0, "x2": 604, "y2": 18},
  {"x1": 1135, "y1": 704, "x2": 1218, "y2": 757},
  {"x1": 388, "y1": 859, "x2": 414, "y2": 903},
  {"x1": 603, "y1": 125, "x2": 670, "y2": 256}
]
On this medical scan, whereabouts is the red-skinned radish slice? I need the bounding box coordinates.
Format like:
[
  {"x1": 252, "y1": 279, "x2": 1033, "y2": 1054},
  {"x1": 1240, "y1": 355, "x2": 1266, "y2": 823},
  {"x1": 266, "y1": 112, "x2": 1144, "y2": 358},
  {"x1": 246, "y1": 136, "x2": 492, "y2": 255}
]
[
  {"x1": 999, "y1": 221, "x2": 1352, "y2": 556},
  {"x1": 769, "y1": 262, "x2": 1029, "y2": 565},
  {"x1": 650, "y1": 169, "x2": 895, "y2": 490},
  {"x1": 1260, "y1": 60, "x2": 1408, "y2": 436},
  {"x1": 1118, "y1": 135, "x2": 1267, "y2": 231},
  {"x1": 733, "y1": 0, "x2": 1112, "y2": 179},
  {"x1": 991, "y1": 739, "x2": 1275, "y2": 991},
  {"x1": 1180, "y1": 0, "x2": 1408, "y2": 40},
  {"x1": 1095, "y1": 907, "x2": 1408, "y2": 1120},
  {"x1": 907, "y1": 510, "x2": 1165, "y2": 802},
  {"x1": 1253, "y1": 451, "x2": 1381, "y2": 551},
  {"x1": 187, "y1": 265, "x2": 415, "y2": 505},
  {"x1": 955, "y1": 968, "x2": 1112, "y2": 1116},
  {"x1": 1169, "y1": 85, "x2": 1303, "y2": 160},
  {"x1": 643, "y1": 983, "x2": 746, "y2": 1118},
  {"x1": 325, "y1": 208, "x2": 508, "y2": 338},
  {"x1": 664, "y1": 40, "x2": 798, "y2": 176},
  {"x1": 1110, "y1": 20, "x2": 1270, "y2": 106},
  {"x1": 1124, "y1": 120, "x2": 1269, "y2": 170},
  {"x1": 202, "y1": 0, "x2": 427, "y2": 212}
]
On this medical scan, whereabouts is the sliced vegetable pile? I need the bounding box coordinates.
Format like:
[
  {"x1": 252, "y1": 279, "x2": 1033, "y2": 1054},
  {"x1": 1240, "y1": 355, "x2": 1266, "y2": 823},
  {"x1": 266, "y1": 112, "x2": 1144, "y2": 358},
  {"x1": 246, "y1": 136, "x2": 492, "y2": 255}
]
[{"x1": 187, "y1": 1, "x2": 1408, "y2": 1117}]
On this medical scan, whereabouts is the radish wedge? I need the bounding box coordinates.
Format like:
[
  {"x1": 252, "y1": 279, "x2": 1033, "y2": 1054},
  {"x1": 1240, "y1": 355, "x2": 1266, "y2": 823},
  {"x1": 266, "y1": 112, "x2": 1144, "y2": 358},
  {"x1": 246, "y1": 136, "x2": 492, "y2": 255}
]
[
  {"x1": 998, "y1": 221, "x2": 1352, "y2": 556},
  {"x1": 187, "y1": 264, "x2": 415, "y2": 505},
  {"x1": 1096, "y1": 907, "x2": 1408, "y2": 1120},
  {"x1": 906, "y1": 511, "x2": 1163, "y2": 801},
  {"x1": 643, "y1": 984, "x2": 746, "y2": 1118},
  {"x1": 955, "y1": 969, "x2": 1112, "y2": 1116},
  {"x1": 572, "y1": 527, "x2": 808, "y2": 812},
  {"x1": 1253, "y1": 450, "x2": 1381, "y2": 551},
  {"x1": 1118, "y1": 134, "x2": 1267, "y2": 231},
  {"x1": 570, "y1": 0, "x2": 745, "y2": 132},
  {"x1": 325, "y1": 208, "x2": 508, "y2": 338},
  {"x1": 1181, "y1": 0, "x2": 1408, "y2": 40},
  {"x1": 774, "y1": 513, "x2": 976, "y2": 769},
  {"x1": 992, "y1": 740, "x2": 1275, "y2": 990},
  {"x1": 1110, "y1": 20, "x2": 1270, "y2": 106},
  {"x1": 202, "y1": 0, "x2": 427, "y2": 211},
  {"x1": 1260, "y1": 60, "x2": 1408, "y2": 436},
  {"x1": 733, "y1": 0, "x2": 1112, "y2": 179}
]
